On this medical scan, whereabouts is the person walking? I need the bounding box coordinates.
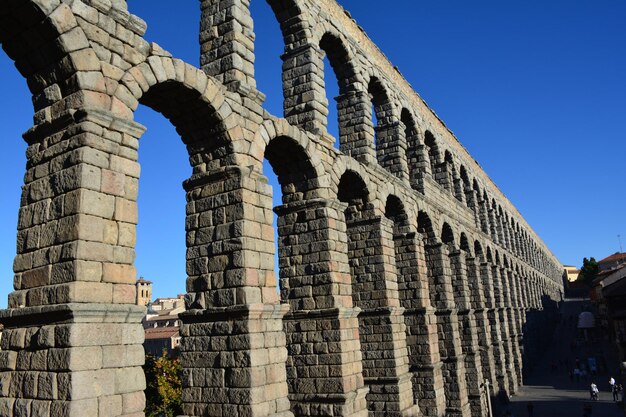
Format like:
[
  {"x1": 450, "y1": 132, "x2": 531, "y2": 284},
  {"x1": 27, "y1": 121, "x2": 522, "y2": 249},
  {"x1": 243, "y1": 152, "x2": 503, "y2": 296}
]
[
  {"x1": 612, "y1": 382, "x2": 619, "y2": 401},
  {"x1": 590, "y1": 382, "x2": 599, "y2": 401}
]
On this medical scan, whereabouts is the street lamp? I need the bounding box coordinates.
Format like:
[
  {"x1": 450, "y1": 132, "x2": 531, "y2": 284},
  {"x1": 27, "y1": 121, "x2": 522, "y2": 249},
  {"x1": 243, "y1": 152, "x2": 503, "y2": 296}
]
[{"x1": 483, "y1": 379, "x2": 494, "y2": 417}]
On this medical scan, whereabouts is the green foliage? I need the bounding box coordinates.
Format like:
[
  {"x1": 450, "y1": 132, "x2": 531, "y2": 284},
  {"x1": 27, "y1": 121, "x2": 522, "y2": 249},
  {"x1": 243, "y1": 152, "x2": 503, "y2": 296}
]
[
  {"x1": 579, "y1": 257, "x2": 599, "y2": 283},
  {"x1": 144, "y1": 351, "x2": 183, "y2": 417}
]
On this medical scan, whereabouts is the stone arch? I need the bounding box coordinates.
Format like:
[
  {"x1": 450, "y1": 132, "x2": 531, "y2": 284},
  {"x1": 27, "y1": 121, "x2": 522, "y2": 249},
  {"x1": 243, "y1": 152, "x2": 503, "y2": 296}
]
[
  {"x1": 473, "y1": 179, "x2": 489, "y2": 234},
  {"x1": 318, "y1": 30, "x2": 360, "y2": 96},
  {"x1": 474, "y1": 240, "x2": 485, "y2": 261},
  {"x1": 497, "y1": 205, "x2": 508, "y2": 248},
  {"x1": 441, "y1": 222, "x2": 455, "y2": 246},
  {"x1": 329, "y1": 155, "x2": 373, "y2": 201},
  {"x1": 417, "y1": 210, "x2": 438, "y2": 244},
  {"x1": 337, "y1": 168, "x2": 370, "y2": 207},
  {"x1": 266, "y1": 0, "x2": 308, "y2": 49},
  {"x1": 368, "y1": 77, "x2": 392, "y2": 142},
  {"x1": 265, "y1": 135, "x2": 324, "y2": 203},
  {"x1": 460, "y1": 165, "x2": 473, "y2": 208},
  {"x1": 424, "y1": 129, "x2": 441, "y2": 180},
  {"x1": 401, "y1": 107, "x2": 427, "y2": 191},
  {"x1": 252, "y1": 118, "x2": 328, "y2": 197},
  {"x1": 460, "y1": 232, "x2": 471, "y2": 254},
  {"x1": 0, "y1": 1, "x2": 97, "y2": 100},
  {"x1": 339, "y1": 171, "x2": 421, "y2": 415},
  {"x1": 486, "y1": 246, "x2": 494, "y2": 264}
]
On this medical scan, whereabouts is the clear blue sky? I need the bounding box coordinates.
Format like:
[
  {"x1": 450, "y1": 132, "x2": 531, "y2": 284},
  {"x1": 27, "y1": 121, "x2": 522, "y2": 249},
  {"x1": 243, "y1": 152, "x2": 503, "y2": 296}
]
[{"x1": 0, "y1": 1, "x2": 624, "y2": 304}]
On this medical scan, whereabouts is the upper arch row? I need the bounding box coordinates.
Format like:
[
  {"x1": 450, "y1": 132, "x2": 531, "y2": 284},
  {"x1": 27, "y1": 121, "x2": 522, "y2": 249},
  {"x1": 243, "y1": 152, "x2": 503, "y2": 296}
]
[
  {"x1": 0, "y1": 0, "x2": 562, "y2": 285},
  {"x1": 237, "y1": 0, "x2": 561, "y2": 278}
]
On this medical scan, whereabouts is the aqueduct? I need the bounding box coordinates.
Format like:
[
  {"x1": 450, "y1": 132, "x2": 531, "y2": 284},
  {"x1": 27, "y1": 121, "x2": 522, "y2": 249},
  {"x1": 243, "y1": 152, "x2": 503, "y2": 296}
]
[{"x1": 0, "y1": 1, "x2": 564, "y2": 416}]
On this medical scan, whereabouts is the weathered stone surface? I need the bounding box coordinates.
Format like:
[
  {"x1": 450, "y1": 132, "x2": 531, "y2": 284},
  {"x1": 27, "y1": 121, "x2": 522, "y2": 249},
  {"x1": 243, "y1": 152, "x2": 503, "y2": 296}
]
[{"x1": 0, "y1": 0, "x2": 563, "y2": 416}]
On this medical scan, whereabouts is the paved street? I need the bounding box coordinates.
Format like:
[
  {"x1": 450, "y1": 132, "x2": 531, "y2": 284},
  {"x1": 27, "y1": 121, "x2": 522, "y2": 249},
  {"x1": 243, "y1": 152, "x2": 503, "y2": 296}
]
[{"x1": 501, "y1": 298, "x2": 624, "y2": 417}]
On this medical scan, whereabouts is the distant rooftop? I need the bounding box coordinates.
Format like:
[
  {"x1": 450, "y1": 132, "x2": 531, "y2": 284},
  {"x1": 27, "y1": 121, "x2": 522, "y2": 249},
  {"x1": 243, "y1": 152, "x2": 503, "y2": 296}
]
[{"x1": 598, "y1": 252, "x2": 626, "y2": 264}]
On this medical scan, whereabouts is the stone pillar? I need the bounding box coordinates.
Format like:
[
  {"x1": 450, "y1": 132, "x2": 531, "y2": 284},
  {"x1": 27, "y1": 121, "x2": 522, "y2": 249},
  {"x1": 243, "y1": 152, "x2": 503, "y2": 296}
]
[
  {"x1": 180, "y1": 166, "x2": 292, "y2": 417},
  {"x1": 281, "y1": 43, "x2": 328, "y2": 135},
  {"x1": 479, "y1": 261, "x2": 507, "y2": 394},
  {"x1": 502, "y1": 220, "x2": 512, "y2": 250},
  {"x1": 396, "y1": 232, "x2": 446, "y2": 417},
  {"x1": 487, "y1": 208, "x2": 499, "y2": 245},
  {"x1": 426, "y1": 243, "x2": 471, "y2": 417},
  {"x1": 376, "y1": 121, "x2": 409, "y2": 182},
  {"x1": 501, "y1": 267, "x2": 520, "y2": 394},
  {"x1": 477, "y1": 197, "x2": 490, "y2": 236},
  {"x1": 452, "y1": 172, "x2": 465, "y2": 205},
  {"x1": 0, "y1": 109, "x2": 147, "y2": 417},
  {"x1": 492, "y1": 265, "x2": 515, "y2": 393},
  {"x1": 200, "y1": 0, "x2": 262, "y2": 99},
  {"x1": 449, "y1": 250, "x2": 486, "y2": 417},
  {"x1": 345, "y1": 214, "x2": 419, "y2": 417},
  {"x1": 508, "y1": 268, "x2": 525, "y2": 387},
  {"x1": 466, "y1": 256, "x2": 497, "y2": 400},
  {"x1": 275, "y1": 198, "x2": 368, "y2": 417},
  {"x1": 337, "y1": 90, "x2": 377, "y2": 164},
  {"x1": 432, "y1": 162, "x2": 452, "y2": 193},
  {"x1": 465, "y1": 189, "x2": 481, "y2": 233},
  {"x1": 407, "y1": 140, "x2": 431, "y2": 193}
]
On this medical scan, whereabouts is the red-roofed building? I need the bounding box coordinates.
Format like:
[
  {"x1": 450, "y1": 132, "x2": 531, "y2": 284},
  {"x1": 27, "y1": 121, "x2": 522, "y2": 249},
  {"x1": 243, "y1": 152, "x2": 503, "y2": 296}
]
[
  {"x1": 144, "y1": 326, "x2": 181, "y2": 357},
  {"x1": 598, "y1": 252, "x2": 626, "y2": 272}
]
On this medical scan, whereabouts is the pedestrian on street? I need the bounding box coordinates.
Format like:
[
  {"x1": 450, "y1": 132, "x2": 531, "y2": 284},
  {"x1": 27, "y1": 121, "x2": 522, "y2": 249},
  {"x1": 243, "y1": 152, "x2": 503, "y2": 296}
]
[
  {"x1": 590, "y1": 382, "x2": 599, "y2": 401},
  {"x1": 526, "y1": 401, "x2": 534, "y2": 417},
  {"x1": 612, "y1": 383, "x2": 619, "y2": 401}
]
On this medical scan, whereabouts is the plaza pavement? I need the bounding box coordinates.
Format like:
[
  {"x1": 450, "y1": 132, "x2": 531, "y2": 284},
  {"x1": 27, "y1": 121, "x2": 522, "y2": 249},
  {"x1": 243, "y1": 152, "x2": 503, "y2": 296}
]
[{"x1": 499, "y1": 298, "x2": 625, "y2": 417}]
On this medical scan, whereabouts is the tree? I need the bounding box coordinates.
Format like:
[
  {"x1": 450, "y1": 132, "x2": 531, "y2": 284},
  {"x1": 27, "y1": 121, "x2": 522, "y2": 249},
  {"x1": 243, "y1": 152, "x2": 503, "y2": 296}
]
[
  {"x1": 579, "y1": 257, "x2": 599, "y2": 284},
  {"x1": 144, "y1": 351, "x2": 183, "y2": 417}
]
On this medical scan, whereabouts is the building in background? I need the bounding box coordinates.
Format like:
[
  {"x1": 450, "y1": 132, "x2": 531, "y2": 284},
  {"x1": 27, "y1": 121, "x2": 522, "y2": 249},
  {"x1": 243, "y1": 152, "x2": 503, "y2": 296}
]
[
  {"x1": 563, "y1": 265, "x2": 581, "y2": 282},
  {"x1": 142, "y1": 291, "x2": 186, "y2": 357},
  {"x1": 598, "y1": 252, "x2": 626, "y2": 272},
  {"x1": 135, "y1": 277, "x2": 153, "y2": 306}
]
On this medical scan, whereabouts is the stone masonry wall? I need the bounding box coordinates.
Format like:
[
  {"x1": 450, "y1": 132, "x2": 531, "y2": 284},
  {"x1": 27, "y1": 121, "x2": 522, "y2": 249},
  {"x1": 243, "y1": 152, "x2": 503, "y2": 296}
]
[{"x1": 0, "y1": 1, "x2": 563, "y2": 416}]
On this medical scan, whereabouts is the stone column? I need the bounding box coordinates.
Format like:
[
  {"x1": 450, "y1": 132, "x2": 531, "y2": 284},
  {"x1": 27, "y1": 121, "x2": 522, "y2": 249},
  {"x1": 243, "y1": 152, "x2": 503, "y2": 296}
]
[
  {"x1": 465, "y1": 189, "x2": 481, "y2": 233},
  {"x1": 452, "y1": 172, "x2": 465, "y2": 205},
  {"x1": 180, "y1": 166, "x2": 292, "y2": 417},
  {"x1": 449, "y1": 250, "x2": 486, "y2": 417},
  {"x1": 345, "y1": 214, "x2": 419, "y2": 417},
  {"x1": 395, "y1": 231, "x2": 446, "y2": 417},
  {"x1": 501, "y1": 267, "x2": 521, "y2": 394},
  {"x1": 337, "y1": 90, "x2": 377, "y2": 164},
  {"x1": 200, "y1": 0, "x2": 263, "y2": 100},
  {"x1": 376, "y1": 121, "x2": 409, "y2": 182},
  {"x1": 492, "y1": 265, "x2": 515, "y2": 393},
  {"x1": 274, "y1": 198, "x2": 368, "y2": 417},
  {"x1": 487, "y1": 208, "x2": 499, "y2": 245},
  {"x1": 0, "y1": 109, "x2": 147, "y2": 417},
  {"x1": 426, "y1": 243, "x2": 471, "y2": 417},
  {"x1": 509, "y1": 268, "x2": 525, "y2": 387},
  {"x1": 477, "y1": 197, "x2": 490, "y2": 236},
  {"x1": 281, "y1": 43, "x2": 328, "y2": 135},
  {"x1": 407, "y1": 140, "x2": 431, "y2": 193},
  {"x1": 466, "y1": 256, "x2": 497, "y2": 400},
  {"x1": 479, "y1": 261, "x2": 507, "y2": 394},
  {"x1": 432, "y1": 162, "x2": 452, "y2": 193}
]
